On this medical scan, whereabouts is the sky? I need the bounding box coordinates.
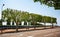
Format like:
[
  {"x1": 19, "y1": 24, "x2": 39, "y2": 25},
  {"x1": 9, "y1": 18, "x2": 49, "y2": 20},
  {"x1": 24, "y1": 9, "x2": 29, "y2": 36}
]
[{"x1": 0, "y1": 0, "x2": 60, "y2": 26}]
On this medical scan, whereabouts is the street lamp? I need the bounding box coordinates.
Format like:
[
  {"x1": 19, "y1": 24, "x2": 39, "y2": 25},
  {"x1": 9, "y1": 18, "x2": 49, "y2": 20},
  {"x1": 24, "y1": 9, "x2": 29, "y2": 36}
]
[
  {"x1": 0, "y1": 4, "x2": 5, "y2": 34},
  {"x1": 1, "y1": 4, "x2": 5, "y2": 20}
]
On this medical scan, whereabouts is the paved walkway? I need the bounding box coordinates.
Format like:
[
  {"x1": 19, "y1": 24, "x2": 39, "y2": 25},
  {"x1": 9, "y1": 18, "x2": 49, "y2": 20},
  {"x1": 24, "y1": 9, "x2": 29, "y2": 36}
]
[{"x1": 0, "y1": 27, "x2": 60, "y2": 37}]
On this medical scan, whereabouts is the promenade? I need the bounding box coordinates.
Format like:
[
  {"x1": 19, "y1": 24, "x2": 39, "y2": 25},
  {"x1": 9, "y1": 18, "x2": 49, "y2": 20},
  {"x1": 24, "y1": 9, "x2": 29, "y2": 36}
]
[{"x1": 0, "y1": 27, "x2": 60, "y2": 37}]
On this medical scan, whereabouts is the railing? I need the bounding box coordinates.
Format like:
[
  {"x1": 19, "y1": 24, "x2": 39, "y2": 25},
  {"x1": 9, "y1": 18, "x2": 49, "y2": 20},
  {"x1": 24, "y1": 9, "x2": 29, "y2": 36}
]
[{"x1": 0, "y1": 25, "x2": 44, "y2": 30}]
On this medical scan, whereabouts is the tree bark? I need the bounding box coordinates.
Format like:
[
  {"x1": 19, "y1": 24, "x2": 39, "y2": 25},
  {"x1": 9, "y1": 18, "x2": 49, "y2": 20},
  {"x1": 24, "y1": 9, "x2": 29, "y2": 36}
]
[
  {"x1": 33, "y1": 22, "x2": 36, "y2": 29},
  {"x1": 16, "y1": 22, "x2": 18, "y2": 32},
  {"x1": 44, "y1": 22, "x2": 46, "y2": 29},
  {"x1": 1, "y1": 27, "x2": 3, "y2": 34},
  {"x1": 52, "y1": 23, "x2": 54, "y2": 28}
]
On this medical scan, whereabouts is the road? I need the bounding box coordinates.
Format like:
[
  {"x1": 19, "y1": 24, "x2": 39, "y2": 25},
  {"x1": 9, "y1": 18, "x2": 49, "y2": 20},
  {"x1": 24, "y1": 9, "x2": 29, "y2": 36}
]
[{"x1": 0, "y1": 27, "x2": 60, "y2": 37}]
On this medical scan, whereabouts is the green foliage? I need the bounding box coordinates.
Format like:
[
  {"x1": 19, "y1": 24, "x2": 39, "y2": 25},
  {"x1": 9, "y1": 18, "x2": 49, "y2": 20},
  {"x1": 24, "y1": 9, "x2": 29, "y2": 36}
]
[
  {"x1": 33, "y1": 0, "x2": 60, "y2": 10},
  {"x1": 2, "y1": 8, "x2": 57, "y2": 25},
  {"x1": 51, "y1": 17, "x2": 57, "y2": 23}
]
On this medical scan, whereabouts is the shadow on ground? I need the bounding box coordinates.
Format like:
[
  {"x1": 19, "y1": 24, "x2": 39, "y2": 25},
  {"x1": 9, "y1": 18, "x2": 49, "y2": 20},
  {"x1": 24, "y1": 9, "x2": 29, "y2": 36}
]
[{"x1": 0, "y1": 27, "x2": 54, "y2": 34}]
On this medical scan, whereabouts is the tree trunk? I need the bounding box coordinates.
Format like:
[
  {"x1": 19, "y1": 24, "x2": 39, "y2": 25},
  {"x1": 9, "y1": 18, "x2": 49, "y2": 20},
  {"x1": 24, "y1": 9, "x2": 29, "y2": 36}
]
[
  {"x1": 33, "y1": 22, "x2": 36, "y2": 29},
  {"x1": 16, "y1": 22, "x2": 18, "y2": 32},
  {"x1": 1, "y1": 26, "x2": 3, "y2": 34},
  {"x1": 52, "y1": 23, "x2": 54, "y2": 28},
  {"x1": 44, "y1": 22, "x2": 46, "y2": 29}
]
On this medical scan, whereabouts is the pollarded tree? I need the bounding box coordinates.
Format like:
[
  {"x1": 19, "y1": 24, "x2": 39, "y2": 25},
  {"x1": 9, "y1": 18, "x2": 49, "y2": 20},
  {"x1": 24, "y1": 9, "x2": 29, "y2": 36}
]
[
  {"x1": 42, "y1": 16, "x2": 51, "y2": 28},
  {"x1": 42, "y1": 16, "x2": 47, "y2": 28},
  {"x1": 30, "y1": 13, "x2": 36, "y2": 25},
  {"x1": 21, "y1": 11, "x2": 30, "y2": 23},
  {"x1": 2, "y1": 8, "x2": 12, "y2": 25},
  {"x1": 34, "y1": 14, "x2": 42, "y2": 22},
  {"x1": 13, "y1": 10, "x2": 22, "y2": 32},
  {"x1": 51, "y1": 17, "x2": 57, "y2": 28},
  {"x1": 29, "y1": 13, "x2": 42, "y2": 29},
  {"x1": 2, "y1": 8, "x2": 22, "y2": 32},
  {"x1": 46, "y1": 16, "x2": 51, "y2": 23}
]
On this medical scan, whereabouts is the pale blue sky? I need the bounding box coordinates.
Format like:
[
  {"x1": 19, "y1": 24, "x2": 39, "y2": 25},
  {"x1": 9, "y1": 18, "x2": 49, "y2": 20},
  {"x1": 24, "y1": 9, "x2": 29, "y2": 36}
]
[{"x1": 0, "y1": 0, "x2": 60, "y2": 26}]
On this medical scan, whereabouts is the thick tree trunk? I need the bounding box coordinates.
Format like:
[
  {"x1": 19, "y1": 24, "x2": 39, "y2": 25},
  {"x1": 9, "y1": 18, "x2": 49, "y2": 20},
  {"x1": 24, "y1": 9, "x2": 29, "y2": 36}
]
[{"x1": 16, "y1": 22, "x2": 18, "y2": 32}]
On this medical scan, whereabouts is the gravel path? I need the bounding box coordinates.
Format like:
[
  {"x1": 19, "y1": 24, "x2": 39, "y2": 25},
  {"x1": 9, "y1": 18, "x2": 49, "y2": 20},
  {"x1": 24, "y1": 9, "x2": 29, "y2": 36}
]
[{"x1": 0, "y1": 27, "x2": 60, "y2": 37}]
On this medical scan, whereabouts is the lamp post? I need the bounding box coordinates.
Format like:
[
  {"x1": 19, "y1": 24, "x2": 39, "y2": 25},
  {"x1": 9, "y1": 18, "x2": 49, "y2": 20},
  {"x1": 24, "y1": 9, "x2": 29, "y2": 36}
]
[
  {"x1": 1, "y1": 4, "x2": 5, "y2": 22},
  {"x1": 0, "y1": 4, "x2": 5, "y2": 34}
]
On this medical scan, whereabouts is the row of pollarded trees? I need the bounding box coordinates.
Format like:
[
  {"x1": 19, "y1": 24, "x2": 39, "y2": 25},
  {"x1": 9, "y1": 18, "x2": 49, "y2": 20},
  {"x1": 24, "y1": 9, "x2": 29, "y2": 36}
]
[{"x1": 2, "y1": 8, "x2": 57, "y2": 32}]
